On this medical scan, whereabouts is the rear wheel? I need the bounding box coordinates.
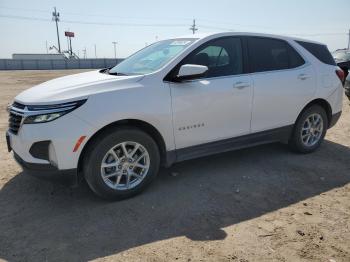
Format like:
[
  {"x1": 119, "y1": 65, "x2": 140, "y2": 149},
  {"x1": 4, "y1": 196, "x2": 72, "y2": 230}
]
[
  {"x1": 84, "y1": 127, "x2": 160, "y2": 200},
  {"x1": 289, "y1": 105, "x2": 328, "y2": 153}
]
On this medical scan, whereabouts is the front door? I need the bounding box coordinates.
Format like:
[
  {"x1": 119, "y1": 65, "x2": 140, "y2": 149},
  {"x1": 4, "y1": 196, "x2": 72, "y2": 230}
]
[{"x1": 168, "y1": 37, "x2": 253, "y2": 149}]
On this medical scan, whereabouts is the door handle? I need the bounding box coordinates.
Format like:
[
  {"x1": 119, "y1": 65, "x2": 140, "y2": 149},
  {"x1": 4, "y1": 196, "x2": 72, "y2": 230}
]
[
  {"x1": 298, "y1": 74, "x2": 310, "y2": 80},
  {"x1": 233, "y1": 82, "x2": 250, "y2": 89}
]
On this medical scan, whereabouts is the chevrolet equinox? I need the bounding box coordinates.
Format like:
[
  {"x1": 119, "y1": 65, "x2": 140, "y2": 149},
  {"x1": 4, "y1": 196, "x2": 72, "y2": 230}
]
[{"x1": 7, "y1": 32, "x2": 344, "y2": 200}]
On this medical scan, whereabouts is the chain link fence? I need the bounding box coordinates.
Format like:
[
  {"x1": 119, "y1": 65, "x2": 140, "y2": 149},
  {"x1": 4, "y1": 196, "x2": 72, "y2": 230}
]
[{"x1": 0, "y1": 59, "x2": 122, "y2": 70}]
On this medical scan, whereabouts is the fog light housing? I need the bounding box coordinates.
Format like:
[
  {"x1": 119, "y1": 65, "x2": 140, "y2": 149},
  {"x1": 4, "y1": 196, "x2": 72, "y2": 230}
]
[{"x1": 29, "y1": 141, "x2": 50, "y2": 161}]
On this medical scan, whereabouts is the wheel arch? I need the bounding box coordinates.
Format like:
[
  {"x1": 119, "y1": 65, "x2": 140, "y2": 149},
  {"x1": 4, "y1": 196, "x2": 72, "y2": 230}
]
[
  {"x1": 77, "y1": 119, "x2": 167, "y2": 181},
  {"x1": 296, "y1": 98, "x2": 332, "y2": 127}
]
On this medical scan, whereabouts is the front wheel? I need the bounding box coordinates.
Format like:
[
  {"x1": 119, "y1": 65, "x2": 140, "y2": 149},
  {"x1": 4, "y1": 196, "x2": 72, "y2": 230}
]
[
  {"x1": 289, "y1": 105, "x2": 328, "y2": 153},
  {"x1": 84, "y1": 128, "x2": 160, "y2": 200}
]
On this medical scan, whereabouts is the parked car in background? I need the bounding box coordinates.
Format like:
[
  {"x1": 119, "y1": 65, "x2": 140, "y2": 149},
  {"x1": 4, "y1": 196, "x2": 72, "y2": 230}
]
[
  {"x1": 345, "y1": 73, "x2": 350, "y2": 100},
  {"x1": 7, "y1": 32, "x2": 344, "y2": 200},
  {"x1": 332, "y1": 49, "x2": 350, "y2": 100},
  {"x1": 333, "y1": 49, "x2": 350, "y2": 69}
]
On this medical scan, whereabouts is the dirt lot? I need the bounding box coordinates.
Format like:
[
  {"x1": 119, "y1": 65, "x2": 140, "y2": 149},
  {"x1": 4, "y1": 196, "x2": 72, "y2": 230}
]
[{"x1": 0, "y1": 70, "x2": 349, "y2": 262}]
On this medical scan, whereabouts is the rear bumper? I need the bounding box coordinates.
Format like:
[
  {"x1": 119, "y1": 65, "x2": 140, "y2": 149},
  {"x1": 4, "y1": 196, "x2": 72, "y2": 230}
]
[
  {"x1": 14, "y1": 152, "x2": 78, "y2": 186},
  {"x1": 329, "y1": 111, "x2": 342, "y2": 128}
]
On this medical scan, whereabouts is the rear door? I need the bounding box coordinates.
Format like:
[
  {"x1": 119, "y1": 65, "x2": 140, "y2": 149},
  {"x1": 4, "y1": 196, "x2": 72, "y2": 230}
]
[{"x1": 247, "y1": 37, "x2": 316, "y2": 132}]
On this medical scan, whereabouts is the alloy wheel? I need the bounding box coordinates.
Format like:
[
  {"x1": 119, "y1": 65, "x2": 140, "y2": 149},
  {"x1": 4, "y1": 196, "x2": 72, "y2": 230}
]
[
  {"x1": 300, "y1": 113, "x2": 324, "y2": 147},
  {"x1": 100, "y1": 141, "x2": 150, "y2": 190}
]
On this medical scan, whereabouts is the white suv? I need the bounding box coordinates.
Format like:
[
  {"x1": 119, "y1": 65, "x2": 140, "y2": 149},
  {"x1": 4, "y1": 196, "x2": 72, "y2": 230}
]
[{"x1": 7, "y1": 32, "x2": 344, "y2": 200}]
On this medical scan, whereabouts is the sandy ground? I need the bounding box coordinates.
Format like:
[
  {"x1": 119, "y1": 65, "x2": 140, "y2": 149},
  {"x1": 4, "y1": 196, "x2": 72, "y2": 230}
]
[{"x1": 0, "y1": 70, "x2": 349, "y2": 262}]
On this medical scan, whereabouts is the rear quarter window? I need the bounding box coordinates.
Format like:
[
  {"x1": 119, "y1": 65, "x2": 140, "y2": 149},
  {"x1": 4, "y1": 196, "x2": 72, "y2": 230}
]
[{"x1": 296, "y1": 41, "x2": 336, "y2": 66}]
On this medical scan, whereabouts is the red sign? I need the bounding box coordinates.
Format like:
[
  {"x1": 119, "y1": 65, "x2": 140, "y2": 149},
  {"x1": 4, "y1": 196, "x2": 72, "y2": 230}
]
[{"x1": 65, "y1": 31, "x2": 75, "y2": 37}]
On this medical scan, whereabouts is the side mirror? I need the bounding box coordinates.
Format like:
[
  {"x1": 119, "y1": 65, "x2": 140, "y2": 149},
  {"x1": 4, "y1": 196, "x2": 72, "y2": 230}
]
[{"x1": 175, "y1": 64, "x2": 208, "y2": 82}]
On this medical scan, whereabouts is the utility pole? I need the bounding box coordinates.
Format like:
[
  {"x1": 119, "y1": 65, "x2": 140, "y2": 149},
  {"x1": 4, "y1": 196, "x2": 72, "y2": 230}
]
[
  {"x1": 69, "y1": 37, "x2": 73, "y2": 56},
  {"x1": 112, "y1": 41, "x2": 117, "y2": 59},
  {"x1": 94, "y1": 44, "x2": 97, "y2": 58},
  {"x1": 189, "y1": 19, "x2": 198, "y2": 34},
  {"x1": 52, "y1": 7, "x2": 61, "y2": 53},
  {"x1": 348, "y1": 29, "x2": 350, "y2": 50},
  {"x1": 45, "y1": 41, "x2": 48, "y2": 54},
  {"x1": 66, "y1": 28, "x2": 70, "y2": 53},
  {"x1": 82, "y1": 47, "x2": 87, "y2": 59}
]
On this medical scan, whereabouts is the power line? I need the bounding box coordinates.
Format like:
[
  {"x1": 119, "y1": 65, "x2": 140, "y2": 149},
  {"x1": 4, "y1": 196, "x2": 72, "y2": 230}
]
[
  {"x1": 62, "y1": 19, "x2": 187, "y2": 27},
  {"x1": 0, "y1": 5, "x2": 281, "y2": 30},
  {"x1": 0, "y1": 6, "x2": 48, "y2": 13},
  {"x1": 1, "y1": 5, "x2": 348, "y2": 36},
  {"x1": 201, "y1": 25, "x2": 235, "y2": 31},
  {"x1": 0, "y1": 14, "x2": 188, "y2": 27},
  {"x1": 289, "y1": 33, "x2": 347, "y2": 37},
  {"x1": 0, "y1": 13, "x2": 348, "y2": 38},
  {"x1": 198, "y1": 18, "x2": 281, "y2": 30},
  {"x1": 0, "y1": 14, "x2": 51, "y2": 22},
  {"x1": 0, "y1": 5, "x2": 193, "y2": 23}
]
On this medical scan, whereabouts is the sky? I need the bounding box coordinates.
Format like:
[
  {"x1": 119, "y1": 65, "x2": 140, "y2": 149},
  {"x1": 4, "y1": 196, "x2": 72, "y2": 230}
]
[{"x1": 0, "y1": 0, "x2": 349, "y2": 59}]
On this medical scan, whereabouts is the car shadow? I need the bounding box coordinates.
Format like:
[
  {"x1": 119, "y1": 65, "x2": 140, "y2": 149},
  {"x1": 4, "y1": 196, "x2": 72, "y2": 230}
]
[{"x1": 0, "y1": 140, "x2": 349, "y2": 261}]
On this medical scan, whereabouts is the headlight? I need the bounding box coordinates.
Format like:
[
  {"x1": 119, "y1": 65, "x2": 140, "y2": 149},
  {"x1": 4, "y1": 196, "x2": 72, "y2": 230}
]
[
  {"x1": 23, "y1": 112, "x2": 68, "y2": 124},
  {"x1": 22, "y1": 99, "x2": 86, "y2": 124}
]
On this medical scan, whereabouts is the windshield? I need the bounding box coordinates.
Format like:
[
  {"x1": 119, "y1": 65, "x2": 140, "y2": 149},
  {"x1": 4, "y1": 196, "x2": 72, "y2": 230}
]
[
  {"x1": 109, "y1": 39, "x2": 196, "y2": 75},
  {"x1": 333, "y1": 50, "x2": 350, "y2": 61}
]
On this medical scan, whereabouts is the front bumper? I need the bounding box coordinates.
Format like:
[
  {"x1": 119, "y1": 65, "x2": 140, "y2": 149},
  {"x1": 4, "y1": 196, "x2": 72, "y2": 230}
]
[
  {"x1": 6, "y1": 112, "x2": 95, "y2": 170},
  {"x1": 13, "y1": 152, "x2": 78, "y2": 186}
]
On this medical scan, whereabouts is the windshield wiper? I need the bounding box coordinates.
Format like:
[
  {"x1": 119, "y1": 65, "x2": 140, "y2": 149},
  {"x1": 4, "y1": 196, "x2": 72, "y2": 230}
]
[
  {"x1": 109, "y1": 71, "x2": 128, "y2": 76},
  {"x1": 106, "y1": 69, "x2": 128, "y2": 76},
  {"x1": 100, "y1": 68, "x2": 128, "y2": 76}
]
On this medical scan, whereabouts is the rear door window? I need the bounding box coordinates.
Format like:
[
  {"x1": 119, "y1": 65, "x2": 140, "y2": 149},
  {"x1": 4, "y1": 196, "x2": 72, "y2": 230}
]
[{"x1": 247, "y1": 37, "x2": 305, "y2": 73}]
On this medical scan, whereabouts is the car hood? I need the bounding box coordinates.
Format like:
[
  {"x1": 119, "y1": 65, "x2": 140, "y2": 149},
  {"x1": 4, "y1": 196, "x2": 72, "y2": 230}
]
[{"x1": 15, "y1": 70, "x2": 144, "y2": 105}]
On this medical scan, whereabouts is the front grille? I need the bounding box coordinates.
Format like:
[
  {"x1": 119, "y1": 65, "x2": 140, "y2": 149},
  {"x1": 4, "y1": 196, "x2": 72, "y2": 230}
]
[
  {"x1": 8, "y1": 111, "x2": 23, "y2": 134},
  {"x1": 12, "y1": 102, "x2": 25, "y2": 110},
  {"x1": 8, "y1": 102, "x2": 25, "y2": 135}
]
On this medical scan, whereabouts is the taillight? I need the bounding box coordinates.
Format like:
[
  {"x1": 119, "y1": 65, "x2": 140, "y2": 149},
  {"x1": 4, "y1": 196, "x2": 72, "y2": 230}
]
[{"x1": 336, "y1": 69, "x2": 345, "y2": 86}]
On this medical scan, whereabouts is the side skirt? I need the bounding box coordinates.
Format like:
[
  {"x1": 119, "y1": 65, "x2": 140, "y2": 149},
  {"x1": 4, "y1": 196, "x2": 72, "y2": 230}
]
[{"x1": 165, "y1": 125, "x2": 293, "y2": 166}]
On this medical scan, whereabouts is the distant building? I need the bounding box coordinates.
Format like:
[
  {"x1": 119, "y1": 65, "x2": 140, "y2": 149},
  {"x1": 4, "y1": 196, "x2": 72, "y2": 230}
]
[{"x1": 12, "y1": 53, "x2": 66, "y2": 60}]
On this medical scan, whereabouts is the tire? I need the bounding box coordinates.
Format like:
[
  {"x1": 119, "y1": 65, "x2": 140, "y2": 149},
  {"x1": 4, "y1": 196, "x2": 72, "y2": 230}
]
[
  {"x1": 83, "y1": 127, "x2": 160, "y2": 200},
  {"x1": 289, "y1": 105, "x2": 328, "y2": 153}
]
